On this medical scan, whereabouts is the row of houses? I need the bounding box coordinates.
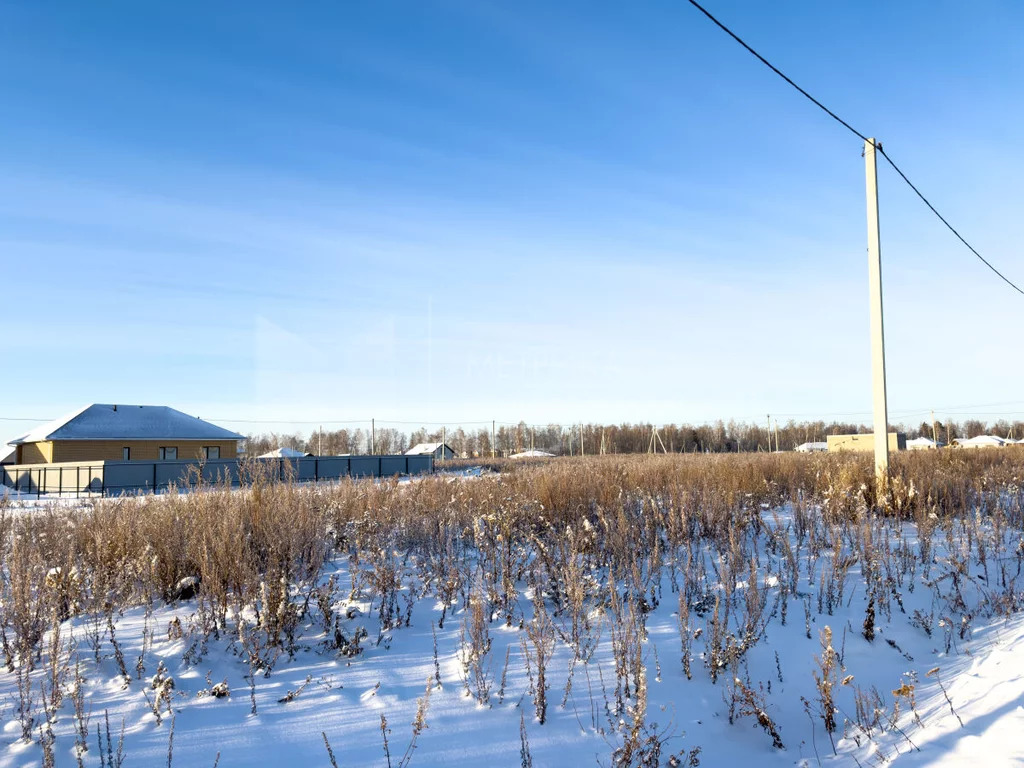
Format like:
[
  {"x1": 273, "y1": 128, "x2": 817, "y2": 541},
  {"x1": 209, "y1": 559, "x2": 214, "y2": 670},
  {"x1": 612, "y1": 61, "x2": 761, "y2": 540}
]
[{"x1": 794, "y1": 433, "x2": 1024, "y2": 453}]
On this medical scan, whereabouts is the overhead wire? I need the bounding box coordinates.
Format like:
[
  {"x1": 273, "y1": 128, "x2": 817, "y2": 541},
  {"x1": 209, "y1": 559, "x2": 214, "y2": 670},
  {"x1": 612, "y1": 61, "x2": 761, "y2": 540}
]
[{"x1": 684, "y1": 0, "x2": 1024, "y2": 297}]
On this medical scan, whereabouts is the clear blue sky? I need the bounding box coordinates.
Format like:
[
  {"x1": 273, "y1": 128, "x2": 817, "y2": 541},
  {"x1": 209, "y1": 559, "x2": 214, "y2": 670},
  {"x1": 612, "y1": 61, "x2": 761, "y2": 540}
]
[{"x1": 2, "y1": 0, "x2": 1023, "y2": 435}]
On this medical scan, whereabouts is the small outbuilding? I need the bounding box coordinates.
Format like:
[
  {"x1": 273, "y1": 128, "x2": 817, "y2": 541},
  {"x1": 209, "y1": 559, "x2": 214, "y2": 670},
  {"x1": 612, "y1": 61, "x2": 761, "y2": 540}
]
[
  {"x1": 405, "y1": 442, "x2": 456, "y2": 460},
  {"x1": 907, "y1": 437, "x2": 945, "y2": 450},
  {"x1": 258, "y1": 447, "x2": 313, "y2": 458},
  {"x1": 795, "y1": 441, "x2": 828, "y2": 453}
]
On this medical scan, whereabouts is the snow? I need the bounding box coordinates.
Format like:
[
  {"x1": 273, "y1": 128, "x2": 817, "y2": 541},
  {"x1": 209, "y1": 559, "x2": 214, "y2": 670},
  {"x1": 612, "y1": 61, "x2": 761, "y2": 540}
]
[
  {"x1": 907, "y1": 437, "x2": 944, "y2": 450},
  {"x1": 509, "y1": 450, "x2": 556, "y2": 458},
  {"x1": 257, "y1": 447, "x2": 312, "y2": 458},
  {"x1": 2, "y1": 503, "x2": 1023, "y2": 767},
  {"x1": 952, "y1": 435, "x2": 1007, "y2": 448},
  {"x1": 8, "y1": 404, "x2": 244, "y2": 445},
  {"x1": 794, "y1": 442, "x2": 828, "y2": 453},
  {"x1": 405, "y1": 442, "x2": 454, "y2": 456}
]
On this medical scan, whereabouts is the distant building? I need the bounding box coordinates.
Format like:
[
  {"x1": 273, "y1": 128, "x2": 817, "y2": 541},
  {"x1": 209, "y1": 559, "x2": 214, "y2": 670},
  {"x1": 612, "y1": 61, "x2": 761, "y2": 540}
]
[
  {"x1": 0, "y1": 446, "x2": 15, "y2": 465},
  {"x1": 258, "y1": 447, "x2": 313, "y2": 458},
  {"x1": 510, "y1": 449, "x2": 556, "y2": 458},
  {"x1": 907, "y1": 436, "x2": 944, "y2": 450},
  {"x1": 794, "y1": 441, "x2": 828, "y2": 453},
  {"x1": 952, "y1": 435, "x2": 1006, "y2": 449},
  {"x1": 405, "y1": 442, "x2": 456, "y2": 460},
  {"x1": 7, "y1": 404, "x2": 245, "y2": 465},
  {"x1": 827, "y1": 433, "x2": 906, "y2": 453}
]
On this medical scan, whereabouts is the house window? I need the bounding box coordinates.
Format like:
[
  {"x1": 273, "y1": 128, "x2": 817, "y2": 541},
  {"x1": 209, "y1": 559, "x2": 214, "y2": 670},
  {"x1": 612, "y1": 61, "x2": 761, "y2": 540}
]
[
  {"x1": 204, "y1": 446, "x2": 220, "y2": 460},
  {"x1": 159, "y1": 447, "x2": 177, "y2": 460},
  {"x1": 122, "y1": 447, "x2": 131, "y2": 460}
]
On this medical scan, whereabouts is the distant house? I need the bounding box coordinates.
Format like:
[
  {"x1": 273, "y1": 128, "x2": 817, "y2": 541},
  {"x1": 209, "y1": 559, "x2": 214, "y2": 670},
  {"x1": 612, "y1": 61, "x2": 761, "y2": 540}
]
[
  {"x1": 952, "y1": 435, "x2": 1006, "y2": 449},
  {"x1": 7, "y1": 404, "x2": 245, "y2": 465},
  {"x1": 510, "y1": 449, "x2": 556, "y2": 458},
  {"x1": 907, "y1": 437, "x2": 945, "y2": 450},
  {"x1": 794, "y1": 441, "x2": 828, "y2": 453},
  {"x1": 258, "y1": 447, "x2": 312, "y2": 458},
  {"x1": 405, "y1": 442, "x2": 456, "y2": 460},
  {"x1": 827, "y1": 433, "x2": 907, "y2": 453}
]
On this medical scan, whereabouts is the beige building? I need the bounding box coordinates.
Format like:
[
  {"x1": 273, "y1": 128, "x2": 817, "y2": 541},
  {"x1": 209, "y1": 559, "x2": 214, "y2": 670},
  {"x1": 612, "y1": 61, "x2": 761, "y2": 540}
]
[
  {"x1": 8, "y1": 404, "x2": 243, "y2": 465},
  {"x1": 827, "y1": 433, "x2": 906, "y2": 453}
]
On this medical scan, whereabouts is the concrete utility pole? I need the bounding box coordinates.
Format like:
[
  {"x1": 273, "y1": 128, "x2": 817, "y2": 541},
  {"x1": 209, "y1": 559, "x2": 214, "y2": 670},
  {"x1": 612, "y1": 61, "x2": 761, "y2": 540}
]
[
  {"x1": 442, "y1": 426, "x2": 446, "y2": 462},
  {"x1": 371, "y1": 418, "x2": 376, "y2": 455},
  {"x1": 931, "y1": 410, "x2": 938, "y2": 445},
  {"x1": 865, "y1": 138, "x2": 890, "y2": 482},
  {"x1": 491, "y1": 420, "x2": 496, "y2": 459}
]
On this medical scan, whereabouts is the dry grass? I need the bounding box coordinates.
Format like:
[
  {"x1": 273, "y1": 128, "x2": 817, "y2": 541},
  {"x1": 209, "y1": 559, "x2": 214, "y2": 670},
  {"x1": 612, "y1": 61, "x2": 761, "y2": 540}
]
[{"x1": 1, "y1": 448, "x2": 1023, "y2": 763}]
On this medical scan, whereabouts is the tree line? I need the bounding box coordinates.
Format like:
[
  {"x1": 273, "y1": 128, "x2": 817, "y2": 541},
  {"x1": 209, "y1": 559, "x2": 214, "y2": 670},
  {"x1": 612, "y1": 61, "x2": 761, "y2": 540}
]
[{"x1": 243, "y1": 417, "x2": 1024, "y2": 458}]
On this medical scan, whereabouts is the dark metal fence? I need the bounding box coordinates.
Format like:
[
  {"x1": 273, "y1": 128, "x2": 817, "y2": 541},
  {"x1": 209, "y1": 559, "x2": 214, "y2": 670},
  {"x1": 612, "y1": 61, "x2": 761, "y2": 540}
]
[{"x1": 0, "y1": 454, "x2": 434, "y2": 499}]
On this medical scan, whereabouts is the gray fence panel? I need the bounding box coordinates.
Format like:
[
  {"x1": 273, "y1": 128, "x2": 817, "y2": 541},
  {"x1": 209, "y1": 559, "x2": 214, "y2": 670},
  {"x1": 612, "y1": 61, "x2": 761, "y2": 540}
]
[
  {"x1": 380, "y1": 457, "x2": 406, "y2": 476},
  {"x1": 2, "y1": 454, "x2": 430, "y2": 496},
  {"x1": 407, "y1": 456, "x2": 433, "y2": 475},
  {"x1": 349, "y1": 457, "x2": 377, "y2": 477}
]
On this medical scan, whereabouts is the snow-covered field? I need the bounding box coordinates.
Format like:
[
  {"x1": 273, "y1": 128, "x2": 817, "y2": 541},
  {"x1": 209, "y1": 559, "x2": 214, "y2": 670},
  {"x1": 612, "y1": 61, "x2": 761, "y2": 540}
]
[{"x1": 1, "y1": 456, "x2": 1023, "y2": 767}]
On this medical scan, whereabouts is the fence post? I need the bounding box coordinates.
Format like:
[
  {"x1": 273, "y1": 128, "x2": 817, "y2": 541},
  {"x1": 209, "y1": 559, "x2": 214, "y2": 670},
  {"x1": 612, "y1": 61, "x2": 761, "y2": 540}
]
[{"x1": 153, "y1": 463, "x2": 158, "y2": 494}]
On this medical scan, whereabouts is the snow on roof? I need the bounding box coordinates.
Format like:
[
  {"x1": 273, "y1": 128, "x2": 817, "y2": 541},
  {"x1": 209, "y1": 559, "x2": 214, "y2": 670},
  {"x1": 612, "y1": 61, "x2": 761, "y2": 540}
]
[
  {"x1": 7, "y1": 404, "x2": 245, "y2": 446},
  {"x1": 954, "y1": 435, "x2": 1006, "y2": 447},
  {"x1": 795, "y1": 442, "x2": 828, "y2": 452},
  {"x1": 258, "y1": 447, "x2": 312, "y2": 458},
  {"x1": 907, "y1": 437, "x2": 945, "y2": 448},
  {"x1": 510, "y1": 449, "x2": 555, "y2": 458},
  {"x1": 405, "y1": 442, "x2": 452, "y2": 456}
]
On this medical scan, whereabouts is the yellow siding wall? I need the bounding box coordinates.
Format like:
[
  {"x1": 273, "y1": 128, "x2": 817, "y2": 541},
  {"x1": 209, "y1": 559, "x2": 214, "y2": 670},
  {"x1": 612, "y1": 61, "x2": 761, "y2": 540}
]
[
  {"x1": 40, "y1": 440, "x2": 239, "y2": 463},
  {"x1": 17, "y1": 442, "x2": 53, "y2": 464},
  {"x1": 826, "y1": 433, "x2": 906, "y2": 453}
]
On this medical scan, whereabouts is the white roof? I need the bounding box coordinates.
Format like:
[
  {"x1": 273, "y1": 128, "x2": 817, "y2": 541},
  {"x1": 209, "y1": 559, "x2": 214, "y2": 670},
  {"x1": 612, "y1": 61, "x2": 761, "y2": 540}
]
[
  {"x1": 795, "y1": 442, "x2": 828, "y2": 452},
  {"x1": 405, "y1": 442, "x2": 452, "y2": 455},
  {"x1": 907, "y1": 437, "x2": 945, "y2": 448},
  {"x1": 510, "y1": 449, "x2": 555, "y2": 458},
  {"x1": 954, "y1": 435, "x2": 1006, "y2": 447},
  {"x1": 258, "y1": 447, "x2": 311, "y2": 458},
  {"x1": 8, "y1": 404, "x2": 245, "y2": 446}
]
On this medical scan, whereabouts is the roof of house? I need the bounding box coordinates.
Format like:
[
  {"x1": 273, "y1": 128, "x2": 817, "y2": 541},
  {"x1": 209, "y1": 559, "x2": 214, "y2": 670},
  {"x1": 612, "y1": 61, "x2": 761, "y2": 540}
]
[
  {"x1": 258, "y1": 447, "x2": 312, "y2": 458},
  {"x1": 795, "y1": 441, "x2": 828, "y2": 451},
  {"x1": 907, "y1": 437, "x2": 945, "y2": 447},
  {"x1": 953, "y1": 435, "x2": 1006, "y2": 447},
  {"x1": 7, "y1": 404, "x2": 245, "y2": 446},
  {"x1": 405, "y1": 442, "x2": 453, "y2": 456},
  {"x1": 510, "y1": 449, "x2": 556, "y2": 458}
]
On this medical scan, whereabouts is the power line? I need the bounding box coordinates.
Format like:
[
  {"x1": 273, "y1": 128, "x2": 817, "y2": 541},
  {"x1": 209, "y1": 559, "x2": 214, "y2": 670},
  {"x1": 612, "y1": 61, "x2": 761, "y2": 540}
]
[
  {"x1": 684, "y1": 0, "x2": 1024, "y2": 297},
  {"x1": 874, "y1": 149, "x2": 1024, "y2": 297}
]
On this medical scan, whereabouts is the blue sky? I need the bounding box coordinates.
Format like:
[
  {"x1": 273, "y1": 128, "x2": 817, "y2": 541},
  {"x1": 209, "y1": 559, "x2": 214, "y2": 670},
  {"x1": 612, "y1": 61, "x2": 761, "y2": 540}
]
[{"x1": 2, "y1": 0, "x2": 1023, "y2": 435}]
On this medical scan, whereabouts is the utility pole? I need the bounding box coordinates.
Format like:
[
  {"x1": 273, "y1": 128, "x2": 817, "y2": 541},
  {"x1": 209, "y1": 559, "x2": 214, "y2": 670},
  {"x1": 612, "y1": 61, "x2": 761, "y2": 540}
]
[
  {"x1": 774, "y1": 419, "x2": 781, "y2": 453},
  {"x1": 318, "y1": 425, "x2": 322, "y2": 456},
  {"x1": 442, "y1": 426, "x2": 446, "y2": 463},
  {"x1": 766, "y1": 414, "x2": 771, "y2": 453},
  {"x1": 931, "y1": 410, "x2": 938, "y2": 445},
  {"x1": 371, "y1": 418, "x2": 376, "y2": 455},
  {"x1": 865, "y1": 138, "x2": 890, "y2": 482},
  {"x1": 491, "y1": 420, "x2": 496, "y2": 459}
]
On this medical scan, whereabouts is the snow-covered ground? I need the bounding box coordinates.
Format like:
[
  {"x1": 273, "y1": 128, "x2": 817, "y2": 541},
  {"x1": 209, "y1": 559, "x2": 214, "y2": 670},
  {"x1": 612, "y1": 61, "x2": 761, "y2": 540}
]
[{"x1": 1, "y1": 498, "x2": 1022, "y2": 767}]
